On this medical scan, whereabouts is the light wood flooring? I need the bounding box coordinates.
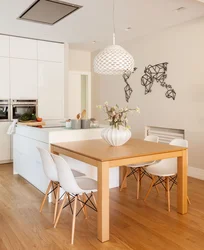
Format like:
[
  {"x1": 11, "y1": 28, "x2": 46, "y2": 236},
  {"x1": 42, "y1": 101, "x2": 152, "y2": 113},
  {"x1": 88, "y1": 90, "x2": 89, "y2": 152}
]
[{"x1": 0, "y1": 164, "x2": 204, "y2": 250}]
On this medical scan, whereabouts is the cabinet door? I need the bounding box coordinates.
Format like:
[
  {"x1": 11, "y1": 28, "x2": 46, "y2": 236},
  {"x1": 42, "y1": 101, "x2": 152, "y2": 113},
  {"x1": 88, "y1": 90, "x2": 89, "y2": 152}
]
[
  {"x1": 38, "y1": 61, "x2": 64, "y2": 119},
  {"x1": 10, "y1": 58, "x2": 38, "y2": 99},
  {"x1": 0, "y1": 35, "x2": 9, "y2": 57},
  {"x1": 38, "y1": 41, "x2": 64, "y2": 62},
  {"x1": 10, "y1": 37, "x2": 37, "y2": 60},
  {"x1": 0, "y1": 122, "x2": 11, "y2": 162},
  {"x1": 0, "y1": 57, "x2": 9, "y2": 99}
]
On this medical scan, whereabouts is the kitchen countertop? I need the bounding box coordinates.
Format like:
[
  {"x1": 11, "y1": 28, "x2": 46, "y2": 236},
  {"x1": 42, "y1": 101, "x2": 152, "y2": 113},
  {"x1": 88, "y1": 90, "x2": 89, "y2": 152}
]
[{"x1": 15, "y1": 124, "x2": 105, "y2": 144}]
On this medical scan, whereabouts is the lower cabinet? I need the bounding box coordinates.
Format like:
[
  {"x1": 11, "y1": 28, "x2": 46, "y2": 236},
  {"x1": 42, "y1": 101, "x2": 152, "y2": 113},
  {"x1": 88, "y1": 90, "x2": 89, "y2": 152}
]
[
  {"x1": 0, "y1": 122, "x2": 11, "y2": 163},
  {"x1": 13, "y1": 134, "x2": 49, "y2": 193}
]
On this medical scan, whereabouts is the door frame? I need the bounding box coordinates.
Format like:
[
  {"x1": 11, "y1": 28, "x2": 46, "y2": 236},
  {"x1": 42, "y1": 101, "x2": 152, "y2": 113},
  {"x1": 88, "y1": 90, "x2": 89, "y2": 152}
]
[{"x1": 69, "y1": 71, "x2": 91, "y2": 118}]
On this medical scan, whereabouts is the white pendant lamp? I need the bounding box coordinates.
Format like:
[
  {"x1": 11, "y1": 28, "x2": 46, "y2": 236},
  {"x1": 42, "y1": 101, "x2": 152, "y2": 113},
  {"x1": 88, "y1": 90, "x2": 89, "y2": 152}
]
[{"x1": 94, "y1": 0, "x2": 134, "y2": 75}]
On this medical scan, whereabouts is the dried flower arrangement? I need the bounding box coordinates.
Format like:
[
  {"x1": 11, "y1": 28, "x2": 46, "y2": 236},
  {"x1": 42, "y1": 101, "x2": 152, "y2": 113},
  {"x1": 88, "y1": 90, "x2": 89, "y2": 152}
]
[{"x1": 97, "y1": 102, "x2": 140, "y2": 129}]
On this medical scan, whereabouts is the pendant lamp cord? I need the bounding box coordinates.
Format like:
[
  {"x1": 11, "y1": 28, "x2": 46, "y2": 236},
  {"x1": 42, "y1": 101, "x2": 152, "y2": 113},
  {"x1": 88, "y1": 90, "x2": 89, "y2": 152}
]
[{"x1": 112, "y1": 0, "x2": 116, "y2": 45}]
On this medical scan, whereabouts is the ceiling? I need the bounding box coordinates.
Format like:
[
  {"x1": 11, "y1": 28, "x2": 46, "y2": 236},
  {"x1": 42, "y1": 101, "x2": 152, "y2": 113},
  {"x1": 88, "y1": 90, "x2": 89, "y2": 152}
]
[{"x1": 1, "y1": 0, "x2": 204, "y2": 51}]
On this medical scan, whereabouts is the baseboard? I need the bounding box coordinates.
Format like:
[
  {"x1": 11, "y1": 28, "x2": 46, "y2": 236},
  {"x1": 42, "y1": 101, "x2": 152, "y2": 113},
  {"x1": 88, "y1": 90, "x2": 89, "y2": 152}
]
[
  {"x1": 188, "y1": 166, "x2": 204, "y2": 180},
  {"x1": 0, "y1": 160, "x2": 13, "y2": 165}
]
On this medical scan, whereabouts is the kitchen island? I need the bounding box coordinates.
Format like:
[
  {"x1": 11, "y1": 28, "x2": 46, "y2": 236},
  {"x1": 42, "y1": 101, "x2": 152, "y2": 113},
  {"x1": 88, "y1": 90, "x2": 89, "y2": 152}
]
[{"x1": 13, "y1": 125, "x2": 119, "y2": 196}]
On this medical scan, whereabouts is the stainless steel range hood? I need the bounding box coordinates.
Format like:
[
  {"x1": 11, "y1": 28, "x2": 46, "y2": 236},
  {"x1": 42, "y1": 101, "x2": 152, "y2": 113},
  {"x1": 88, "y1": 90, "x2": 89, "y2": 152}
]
[{"x1": 19, "y1": 0, "x2": 82, "y2": 25}]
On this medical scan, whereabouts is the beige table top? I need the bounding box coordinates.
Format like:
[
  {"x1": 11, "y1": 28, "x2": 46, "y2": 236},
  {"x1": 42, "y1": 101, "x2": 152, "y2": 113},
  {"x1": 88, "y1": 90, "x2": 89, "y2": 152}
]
[{"x1": 51, "y1": 139, "x2": 186, "y2": 162}]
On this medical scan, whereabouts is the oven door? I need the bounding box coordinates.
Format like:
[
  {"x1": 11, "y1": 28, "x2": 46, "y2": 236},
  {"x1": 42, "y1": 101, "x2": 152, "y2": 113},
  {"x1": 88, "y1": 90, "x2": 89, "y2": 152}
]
[
  {"x1": 0, "y1": 105, "x2": 10, "y2": 121},
  {"x1": 12, "y1": 105, "x2": 37, "y2": 120}
]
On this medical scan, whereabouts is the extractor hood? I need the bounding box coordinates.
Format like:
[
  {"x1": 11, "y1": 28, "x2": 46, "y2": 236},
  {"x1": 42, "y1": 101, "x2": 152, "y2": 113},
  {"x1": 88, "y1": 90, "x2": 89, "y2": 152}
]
[{"x1": 19, "y1": 0, "x2": 82, "y2": 25}]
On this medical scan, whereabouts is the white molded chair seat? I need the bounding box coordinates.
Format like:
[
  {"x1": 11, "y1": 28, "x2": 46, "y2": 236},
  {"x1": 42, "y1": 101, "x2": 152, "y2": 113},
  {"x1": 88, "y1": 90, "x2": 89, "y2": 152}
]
[
  {"x1": 76, "y1": 177, "x2": 97, "y2": 193},
  {"x1": 144, "y1": 138, "x2": 189, "y2": 212},
  {"x1": 145, "y1": 158, "x2": 177, "y2": 177},
  {"x1": 37, "y1": 148, "x2": 86, "y2": 224},
  {"x1": 52, "y1": 154, "x2": 98, "y2": 245},
  {"x1": 145, "y1": 138, "x2": 188, "y2": 177},
  {"x1": 120, "y1": 135, "x2": 159, "y2": 198},
  {"x1": 37, "y1": 147, "x2": 60, "y2": 224}
]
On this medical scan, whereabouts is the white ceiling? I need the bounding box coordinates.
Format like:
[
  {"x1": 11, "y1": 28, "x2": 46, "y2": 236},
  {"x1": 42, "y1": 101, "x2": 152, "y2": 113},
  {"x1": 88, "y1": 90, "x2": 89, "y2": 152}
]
[{"x1": 1, "y1": 0, "x2": 204, "y2": 51}]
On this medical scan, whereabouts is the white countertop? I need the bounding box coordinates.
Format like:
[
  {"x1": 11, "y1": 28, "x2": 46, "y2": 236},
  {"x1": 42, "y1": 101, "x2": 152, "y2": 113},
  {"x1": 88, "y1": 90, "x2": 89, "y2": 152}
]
[
  {"x1": 15, "y1": 124, "x2": 104, "y2": 143},
  {"x1": 17, "y1": 124, "x2": 103, "y2": 132}
]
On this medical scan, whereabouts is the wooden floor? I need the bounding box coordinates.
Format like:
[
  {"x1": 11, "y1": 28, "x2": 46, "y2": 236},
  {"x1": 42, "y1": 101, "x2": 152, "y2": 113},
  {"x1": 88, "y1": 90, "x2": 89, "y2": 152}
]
[{"x1": 0, "y1": 164, "x2": 204, "y2": 250}]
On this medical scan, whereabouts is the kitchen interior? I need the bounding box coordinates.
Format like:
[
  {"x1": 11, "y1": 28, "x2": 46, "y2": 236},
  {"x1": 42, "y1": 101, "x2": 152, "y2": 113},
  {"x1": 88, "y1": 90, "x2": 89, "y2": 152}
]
[
  {"x1": 1, "y1": 0, "x2": 204, "y2": 249},
  {"x1": 0, "y1": 36, "x2": 94, "y2": 160}
]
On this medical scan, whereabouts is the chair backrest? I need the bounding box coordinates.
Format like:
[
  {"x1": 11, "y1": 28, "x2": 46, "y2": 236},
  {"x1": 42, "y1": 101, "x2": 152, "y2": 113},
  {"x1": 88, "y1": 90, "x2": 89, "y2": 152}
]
[
  {"x1": 145, "y1": 135, "x2": 159, "y2": 143},
  {"x1": 37, "y1": 147, "x2": 58, "y2": 182},
  {"x1": 170, "y1": 138, "x2": 188, "y2": 148},
  {"x1": 166, "y1": 138, "x2": 188, "y2": 174},
  {"x1": 51, "y1": 154, "x2": 83, "y2": 194}
]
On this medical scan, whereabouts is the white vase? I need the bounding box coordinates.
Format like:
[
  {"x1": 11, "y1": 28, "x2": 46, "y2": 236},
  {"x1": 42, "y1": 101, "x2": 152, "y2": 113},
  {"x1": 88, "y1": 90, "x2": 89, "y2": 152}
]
[{"x1": 101, "y1": 126, "x2": 131, "y2": 146}]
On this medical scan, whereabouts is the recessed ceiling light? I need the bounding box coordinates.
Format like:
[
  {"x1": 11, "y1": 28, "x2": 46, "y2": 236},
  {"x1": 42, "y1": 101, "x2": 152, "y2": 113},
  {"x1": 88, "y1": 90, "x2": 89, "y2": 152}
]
[
  {"x1": 125, "y1": 27, "x2": 131, "y2": 31},
  {"x1": 174, "y1": 7, "x2": 186, "y2": 12},
  {"x1": 92, "y1": 41, "x2": 96, "y2": 44}
]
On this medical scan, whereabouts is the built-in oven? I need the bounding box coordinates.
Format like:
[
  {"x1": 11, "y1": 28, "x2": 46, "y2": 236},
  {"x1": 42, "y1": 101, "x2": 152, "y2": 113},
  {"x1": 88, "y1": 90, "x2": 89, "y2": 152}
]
[
  {"x1": 11, "y1": 100, "x2": 38, "y2": 120},
  {"x1": 0, "y1": 100, "x2": 11, "y2": 122}
]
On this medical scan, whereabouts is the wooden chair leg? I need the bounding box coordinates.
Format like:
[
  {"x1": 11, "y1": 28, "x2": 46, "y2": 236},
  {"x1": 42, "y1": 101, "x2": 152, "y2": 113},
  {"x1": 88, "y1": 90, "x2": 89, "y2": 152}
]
[
  {"x1": 53, "y1": 183, "x2": 60, "y2": 224},
  {"x1": 187, "y1": 196, "x2": 191, "y2": 205},
  {"x1": 71, "y1": 195, "x2": 78, "y2": 245},
  {"x1": 166, "y1": 177, "x2": 171, "y2": 212},
  {"x1": 83, "y1": 193, "x2": 88, "y2": 219},
  {"x1": 120, "y1": 166, "x2": 129, "y2": 191},
  {"x1": 144, "y1": 175, "x2": 155, "y2": 201},
  {"x1": 137, "y1": 169, "x2": 140, "y2": 199},
  {"x1": 54, "y1": 193, "x2": 67, "y2": 228},
  {"x1": 40, "y1": 180, "x2": 52, "y2": 212},
  {"x1": 92, "y1": 192, "x2": 97, "y2": 209}
]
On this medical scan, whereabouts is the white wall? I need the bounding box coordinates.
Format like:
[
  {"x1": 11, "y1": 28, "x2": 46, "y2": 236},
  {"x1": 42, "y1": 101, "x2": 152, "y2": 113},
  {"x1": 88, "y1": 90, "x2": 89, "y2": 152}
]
[
  {"x1": 69, "y1": 49, "x2": 91, "y2": 71},
  {"x1": 91, "y1": 17, "x2": 204, "y2": 173},
  {"x1": 65, "y1": 49, "x2": 92, "y2": 119}
]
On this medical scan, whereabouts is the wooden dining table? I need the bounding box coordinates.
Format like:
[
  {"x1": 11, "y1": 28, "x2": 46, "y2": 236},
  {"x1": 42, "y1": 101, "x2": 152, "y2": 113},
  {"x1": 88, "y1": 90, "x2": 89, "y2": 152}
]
[{"x1": 50, "y1": 138, "x2": 188, "y2": 243}]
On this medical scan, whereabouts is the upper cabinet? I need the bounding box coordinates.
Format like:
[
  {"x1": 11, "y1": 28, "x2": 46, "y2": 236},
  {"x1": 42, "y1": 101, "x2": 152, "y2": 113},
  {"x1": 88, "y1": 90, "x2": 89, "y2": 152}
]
[
  {"x1": 38, "y1": 61, "x2": 64, "y2": 119},
  {"x1": 0, "y1": 57, "x2": 10, "y2": 99},
  {"x1": 10, "y1": 58, "x2": 38, "y2": 99},
  {"x1": 37, "y1": 41, "x2": 64, "y2": 62},
  {"x1": 0, "y1": 35, "x2": 9, "y2": 57},
  {"x1": 10, "y1": 37, "x2": 37, "y2": 60}
]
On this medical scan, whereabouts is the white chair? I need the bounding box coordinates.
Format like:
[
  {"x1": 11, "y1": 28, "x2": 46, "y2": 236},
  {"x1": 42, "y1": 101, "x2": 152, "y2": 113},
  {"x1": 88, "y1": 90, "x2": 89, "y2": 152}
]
[
  {"x1": 52, "y1": 154, "x2": 97, "y2": 245},
  {"x1": 37, "y1": 148, "x2": 85, "y2": 223},
  {"x1": 144, "y1": 139, "x2": 190, "y2": 211},
  {"x1": 120, "y1": 135, "x2": 159, "y2": 199}
]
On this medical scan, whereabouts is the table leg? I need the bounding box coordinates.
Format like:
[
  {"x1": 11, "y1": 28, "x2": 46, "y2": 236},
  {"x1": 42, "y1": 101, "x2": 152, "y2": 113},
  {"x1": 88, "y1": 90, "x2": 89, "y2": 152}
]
[
  {"x1": 120, "y1": 166, "x2": 128, "y2": 189},
  {"x1": 97, "y1": 162, "x2": 109, "y2": 242},
  {"x1": 177, "y1": 149, "x2": 188, "y2": 214}
]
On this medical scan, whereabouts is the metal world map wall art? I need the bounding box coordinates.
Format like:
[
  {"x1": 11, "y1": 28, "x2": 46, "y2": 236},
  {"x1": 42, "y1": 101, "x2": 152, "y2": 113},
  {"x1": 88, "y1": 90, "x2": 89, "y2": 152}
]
[
  {"x1": 122, "y1": 67, "x2": 137, "y2": 102},
  {"x1": 141, "y1": 62, "x2": 176, "y2": 100}
]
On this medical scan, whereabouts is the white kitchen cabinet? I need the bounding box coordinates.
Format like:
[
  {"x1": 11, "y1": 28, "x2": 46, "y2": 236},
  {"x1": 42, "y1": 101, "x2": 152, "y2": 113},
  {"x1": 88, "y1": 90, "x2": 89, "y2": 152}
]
[
  {"x1": 38, "y1": 61, "x2": 64, "y2": 119},
  {"x1": 38, "y1": 41, "x2": 64, "y2": 62},
  {"x1": 13, "y1": 133, "x2": 49, "y2": 192},
  {"x1": 0, "y1": 122, "x2": 11, "y2": 162},
  {"x1": 0, "y1": 35, "x2": 9, "y2": 57},
  {"x1": 10, "y1": 37, "x2": 37, "y2": 60},
  {"x1": 0, "y1": 57, "x2": 10, "y2": 99},
  {"x1": 10, "y1": 58, "x2": 38, "y2": 99}
]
